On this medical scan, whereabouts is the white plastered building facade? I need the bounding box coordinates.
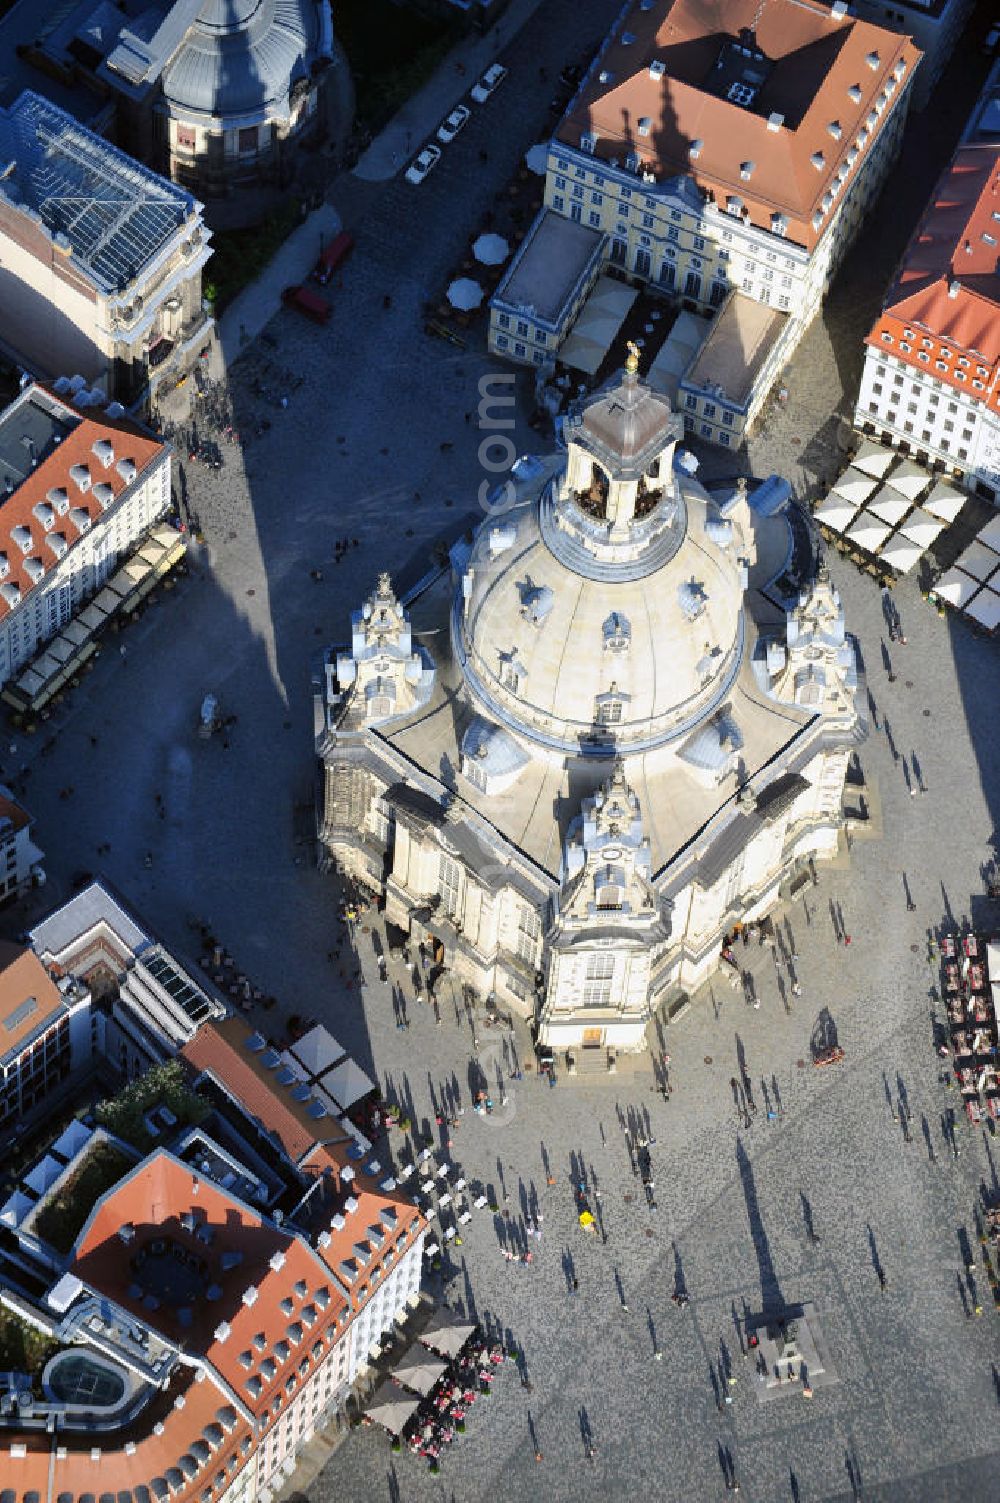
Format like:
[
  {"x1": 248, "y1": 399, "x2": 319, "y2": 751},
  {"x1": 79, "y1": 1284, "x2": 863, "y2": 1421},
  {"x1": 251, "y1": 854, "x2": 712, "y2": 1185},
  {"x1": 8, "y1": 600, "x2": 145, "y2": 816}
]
[{"x1": 316, "y1": 361, "x2": 866, "y2": 1059}]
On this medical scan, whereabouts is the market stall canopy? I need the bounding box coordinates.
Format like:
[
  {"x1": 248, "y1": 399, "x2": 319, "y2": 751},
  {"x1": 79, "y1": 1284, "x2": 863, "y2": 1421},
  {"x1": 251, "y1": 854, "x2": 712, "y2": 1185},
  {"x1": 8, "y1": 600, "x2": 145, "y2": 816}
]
[
  {"x1": 289, "y1": 1024, "x2": 347, "y2": 1078},
  {"x1": 845, "y1": 517, "x2": 891, "y2": 553},
  {"x1": 420, "y1": 1306, "x2": 477, "y2": 1359},
  {"x1": 447, "y1": 278, "x2": 484, "y2": 311},
  {"x1": 879, "y1": 534, "x2": 924, "y2": 575},
  {"x1": 923, "y1": 480, "x2": 966, "y2": 523},
  {"x1": 832, "y1": 468, "x2": 878, "y2": 506},
  {"x1": 366, "y1": 1380, "x2": 421, "y2": 1435},
  {"x1": 813, "y1": 495, "x2": 859, "y2": 533},
  {"x1": 323, "y1": 1055, "x2": 375, "y2": 1110},
  {"x1": 559, "y1": 273, "x2": 637, "y2": 375},
  {"x1": 525, "y1": 142, "x2": 549, "y2": 174},
  {"x1": 954, "y1": 540, "x2": 1000, "y2": 581},
  {"x1": 867, "y1": 492, "x2": 910, "y2": 527},
  {"x1": 851, "y1": 441, "x2": 896, "y2": 479},
  {"x1": 933, "y1": 567, "x2": 979, "y2": 607},
  {"x1": 473, "y1": 233, "x2": 510, "y2": 266},
  {"x1": 900, "y1": 508, "x2": 944, "y2": 549},
  {"x1": 966, "y1": 590, "x2": 1000, "y2": 630},
  {"x1": 977, "y1": 512, "x2": 1000, "y2": 550},
  {"x1": 393, "y1": 1343, "x2": 447, "y2": 1395},
  {"x1": 885, "y1": 458, "x2": 930, "y2": 500}
]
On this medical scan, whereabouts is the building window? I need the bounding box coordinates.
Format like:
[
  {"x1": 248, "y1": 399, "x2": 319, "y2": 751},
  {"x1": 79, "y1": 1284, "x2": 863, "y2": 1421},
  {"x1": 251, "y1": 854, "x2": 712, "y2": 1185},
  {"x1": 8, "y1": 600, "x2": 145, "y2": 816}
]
[
  {"x1": 516, "y1": 907, "x2": 540, "y2": 964},
  {"x1": 497, "y1": 313, "x2": 510, "y2": 330},
  {"x1": 439, "y1": 855, "x2": 461, "y2": 918},
  {"x1": 583, "y1": 953, "x2": 614, "y2": 1007},
  {"x1": 667, "y1": 225, "x2": 679, "y2": 242},
  {"x1": 591, "y1": 191, "x2": 603, "y2": 206},
  {"x1": 700, "y1": 422, "x2": 712, "y2": 437},
  {"x1": 659, "y1": 260, "x2": 675, "y2": 289},
  {"x1": 722, "y1": 410, "x2": 734, "y2": 427},
  {"x1": 555, "y1": 176, "x2": 566, "y2": 190},
  {"x1": 535, "y1": 330, "x2": 547, "y2": 344},
  {"x1": 495, "y1": 334, "x2": 509, "y2": 350},
  {"x1": 516, "y1": 320, "x2": 528, "y2": 337},
  {"x1": 642, "y1": 213, "x2": 654, "y2": 228},
  {"x1": 684, "y1": 271, "x2": 702, "y2": 298},
  {"x1": 703, "y1": 402, "x2": 716, "y2": 419},
  {"x1": 709, "y1": 281, "x2": 727, "y2": 307},
  {"x1": 872, "y1": 383, "x2": 882, "y2": 396},
  {"x1": 719, "y1": 432, "x2": 731, "y2": 446},
  {"x1": 685, "y1": 393, "x2": 697, "y2": 410},
  {"x1": 693, "y1": 235, "x2": 705, "y2": 250},
  {"x1": 238, "y1": 126, "x2": 257, "y2": 154},
  {"x1": 596, "y1": 697, "x2": 623, "y2": 724},
  {"x1": 634, "y1": 248, "x2": 651, "y2": 276},
  {"x1": 514, "y1": 342, "x2": 526, "y2": 358},
  {"x1": 552, "y1": 194, "x2": 564, "y2": 213},
  {"x1": 611, "y1": 239, "x2": 627, "y2": 266},
  {"x1": 501, "y1": 661, "x2": 521, "y2": 692},
  {"x1": 176, "y1": 125, "x2": 195, "y2": 152},
  {"x1": 571, "y1": 184, "x2": 583, "y2": 199},
  {"x1": 588, "y1": 212, "x2": 601, "y2": 228},
  {"x1": 778, "y1": 296, "x2": 790, "y2": 310}
]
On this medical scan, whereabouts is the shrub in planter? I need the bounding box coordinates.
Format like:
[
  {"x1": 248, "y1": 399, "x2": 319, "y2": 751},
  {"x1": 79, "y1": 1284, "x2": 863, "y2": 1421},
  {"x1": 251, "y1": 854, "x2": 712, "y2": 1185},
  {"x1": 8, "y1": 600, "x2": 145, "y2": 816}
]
[
  {"x1": 456, "y1": 1420, "x2": 466, "y2": 1434},
  {"x1": 429, "y1": 1460, "x2": 440, "y2": 1474},
  {"x1": 390, "y1": 1437, "x2": 401, "y2": 1452}
]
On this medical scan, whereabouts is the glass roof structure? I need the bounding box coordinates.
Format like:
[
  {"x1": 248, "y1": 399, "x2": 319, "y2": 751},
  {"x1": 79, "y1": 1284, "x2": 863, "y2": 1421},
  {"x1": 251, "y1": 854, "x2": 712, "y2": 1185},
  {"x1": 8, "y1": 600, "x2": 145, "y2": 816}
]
[{"x1": 0, "y1": 91, "x2": 197, "y2": 295}]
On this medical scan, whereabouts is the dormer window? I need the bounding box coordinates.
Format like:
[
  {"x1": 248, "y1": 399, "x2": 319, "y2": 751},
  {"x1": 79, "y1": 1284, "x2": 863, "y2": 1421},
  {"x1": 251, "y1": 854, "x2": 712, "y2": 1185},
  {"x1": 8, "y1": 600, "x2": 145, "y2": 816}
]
[
  {"x1": 595, "y1": 683, "x2": 627, "y2": 725},
  {"x1": 603, "y1": 611, "x2": 631, "y2": 653},
  {"x1": 740, "y1": 161, "x2": 755, "y2": 181}
]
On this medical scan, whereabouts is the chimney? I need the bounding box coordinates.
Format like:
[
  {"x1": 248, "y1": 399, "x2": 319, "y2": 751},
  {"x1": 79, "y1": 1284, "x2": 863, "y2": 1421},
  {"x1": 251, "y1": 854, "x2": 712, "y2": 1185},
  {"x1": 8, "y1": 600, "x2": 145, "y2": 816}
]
[
  {"x1": 241, "y1": 1284, "x2": 259, "y2": 1307},
  {"x1": 948, "y1": 279, "x2": 961, "y2": 299},
  {"x1": 214, "y1": 1321, "x2": 231, "y2": 1341}
]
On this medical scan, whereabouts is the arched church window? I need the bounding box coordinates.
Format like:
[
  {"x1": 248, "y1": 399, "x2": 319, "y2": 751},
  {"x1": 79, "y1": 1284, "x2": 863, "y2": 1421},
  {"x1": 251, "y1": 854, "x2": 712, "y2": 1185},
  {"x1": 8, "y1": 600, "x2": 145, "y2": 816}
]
[
  {"x1": 501, "y1": 662, "x2": 521, "y2": 693},
  {"x1": 576, "y1": 461, "x2": 610, "y2": 519}
]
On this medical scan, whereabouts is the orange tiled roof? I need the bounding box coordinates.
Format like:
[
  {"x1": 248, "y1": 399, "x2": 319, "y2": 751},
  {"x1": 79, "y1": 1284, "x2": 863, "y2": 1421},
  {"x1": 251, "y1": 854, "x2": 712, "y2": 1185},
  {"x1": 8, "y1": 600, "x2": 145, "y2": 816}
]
[
  {"x1": 0, "y1": 941, "x2": 68, "y2": 1057},
  {"x1": 557, "y1": 0, "x2": 918, "y2": 251},
  {"x1": 0, "y1": 386, "x2": 164, "y2": 622},
  {"x1": 182, "y1": 1017, "x2": 348, "y2": 1165},
  {"x1": 2, "y1": 1366, "x2": 254, "y2": 1503},
  {"x1": 865, "y1": 144, "x2": 1000, "y2": 400},
  {"x1": 71, "y1": 1149, "x2": 349, "y2": 1416},
  {"x1": 182, "y1": 1018, "x2": 426, "y2": 1308}
]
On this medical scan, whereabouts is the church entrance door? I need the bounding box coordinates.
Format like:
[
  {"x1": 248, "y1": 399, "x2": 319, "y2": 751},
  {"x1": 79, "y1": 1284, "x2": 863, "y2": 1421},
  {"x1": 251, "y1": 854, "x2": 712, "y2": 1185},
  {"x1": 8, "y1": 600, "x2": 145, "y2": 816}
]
[{"x1": 582, "y1": 1028, "x2": 603, "y2": 1048}]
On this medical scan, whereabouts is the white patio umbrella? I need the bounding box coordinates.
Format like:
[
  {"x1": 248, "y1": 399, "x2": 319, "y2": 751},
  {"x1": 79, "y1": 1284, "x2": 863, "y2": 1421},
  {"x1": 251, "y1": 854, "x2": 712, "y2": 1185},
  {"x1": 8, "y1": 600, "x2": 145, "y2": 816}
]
[
  {"x1": 473, "y1": 233, "x2": 510, "y2": 266},
  {"x1": 933, "y1": 566, "x2": 979, "y2": 607},
  {"x1": 393, "y1": 1343, "x2": 447, "y2": 1396},
  {"x1": 879, "y1": 534, "x2": 924, "y2": 575},
  {"x1": 447, "y1": 278, "x2": 484, "y2": 311},
  {"x1": 900, "y1": 507, "x2": 944, "y2": 549},
  {"x1": 975, "y1": 511, "x2": 1000, "y2": 551},
  {"x1": 885, "y1": 458, "x2": 930, "y2": 500},
  {"x1": 421, "y1": 1305, "x2": 476, "y2": 1359},
  {"x1": 851, "y1": 440, "x2": 896, "y2": 479},
  {"x1": 966, "y1": 588, "x2": 1000, "y2": 631},
  {"x1": 867, "y1": 492, "x2": 911, "y2": 527},
  {"x1": 845, "y1": 517, "x2": 891, "y2": 553},
  {"x1": 525, "y1": 143, "x2": 549, "y2": 175},
  {"x1": 923, "y1": 480, "x2": 966, "y2": 523},
  {"x1": 813, "y1": 495, "x2": 858, "y2": 532},
  {"x1": 832, "y1": 467, "x2": 878, "y2": 506},
  {"x1": 955, "y1": 540, "x2": 1000, "y2": 580},
  {"x1": 366, "y1": 1380, "x2": 421, "y2": 1436}
]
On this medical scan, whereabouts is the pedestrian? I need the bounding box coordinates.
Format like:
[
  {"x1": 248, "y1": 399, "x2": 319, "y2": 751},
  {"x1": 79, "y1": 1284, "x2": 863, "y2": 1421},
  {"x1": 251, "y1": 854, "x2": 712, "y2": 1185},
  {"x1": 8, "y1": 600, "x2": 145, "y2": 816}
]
[{"x1": 571, "y1": 1277, "x2": 579, "y2": 1293}]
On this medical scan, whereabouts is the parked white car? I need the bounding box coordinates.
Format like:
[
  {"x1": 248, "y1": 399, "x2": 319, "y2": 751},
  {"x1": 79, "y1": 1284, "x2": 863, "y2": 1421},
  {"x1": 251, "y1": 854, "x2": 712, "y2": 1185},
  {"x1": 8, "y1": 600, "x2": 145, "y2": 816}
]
[
  {"x1": 471, "y1": 64, "x2": 508, "y2": 103},
  {"x1": 438, "y1": 105, "x2": 471, "y2": 143},
  {"x1": 405, "y1": 144, "x2": 442, "y2": 185}
]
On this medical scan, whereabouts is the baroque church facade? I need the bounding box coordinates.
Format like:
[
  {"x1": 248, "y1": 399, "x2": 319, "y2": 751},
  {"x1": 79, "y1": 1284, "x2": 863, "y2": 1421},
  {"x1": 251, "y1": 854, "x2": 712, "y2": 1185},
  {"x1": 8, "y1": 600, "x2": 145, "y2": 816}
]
[{"x1": 315, "y1": 355, "x2": 866, "y2": 1063}]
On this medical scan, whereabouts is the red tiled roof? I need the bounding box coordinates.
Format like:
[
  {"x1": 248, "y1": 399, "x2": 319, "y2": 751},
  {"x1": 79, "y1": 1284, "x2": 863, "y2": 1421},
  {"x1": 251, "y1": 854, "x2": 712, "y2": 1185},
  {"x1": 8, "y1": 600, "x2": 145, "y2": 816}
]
[
  {"x1": 71, "y1": 1149, "x2": 348, "y2": 1415},
  {"x1": 557, "y1": 0, "x2": 918, "y2": 251},
  {"x1": 0, "y1": 385, "x2": 164, "y2": 622},
  {"x1": 865, "y1": 144, "x2": 1000, "y2": 401}
]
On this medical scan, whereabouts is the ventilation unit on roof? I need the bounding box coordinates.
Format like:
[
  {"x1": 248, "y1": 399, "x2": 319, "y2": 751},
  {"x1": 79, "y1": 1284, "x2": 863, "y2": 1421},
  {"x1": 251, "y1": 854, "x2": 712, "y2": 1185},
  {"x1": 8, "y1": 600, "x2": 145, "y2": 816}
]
[
  {"x1": 649, "y1": 59, "x2": 665, "y2": 79},
  {"x1": 831, "y1": 0, "x2": 848, "y2": 15},
  {"x1": 625, "y1": 150, "x2": 641, "y2": 171},
  {"x1": 948, "y1": 279, "x2": 961, "y2": 299},
  {"x1": 598, "y1": 70, "x2": 613, "y2": 84},
  {"x1": 767, "y1": 112, "x2": 784, "y2": 132},
  {"x1": 637, "y1": 117, "x2": 652, "y2": 137},
  {"x1": 689, "y1": 138, "x2": 703, "y2": 160},
  {"x1": 580, "y1": 131, "x2": 597, "y2": 153}
]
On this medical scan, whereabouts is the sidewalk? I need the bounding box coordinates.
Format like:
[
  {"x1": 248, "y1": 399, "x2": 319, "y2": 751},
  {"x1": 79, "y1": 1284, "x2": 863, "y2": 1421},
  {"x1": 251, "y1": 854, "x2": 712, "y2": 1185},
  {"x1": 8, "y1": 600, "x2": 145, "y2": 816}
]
[
  {"x1": 217, "y1": 203, "x2": 343, "y2": 368},
  {"x1": 354, "y1": 0, "x2": 552, "y2": 183}
]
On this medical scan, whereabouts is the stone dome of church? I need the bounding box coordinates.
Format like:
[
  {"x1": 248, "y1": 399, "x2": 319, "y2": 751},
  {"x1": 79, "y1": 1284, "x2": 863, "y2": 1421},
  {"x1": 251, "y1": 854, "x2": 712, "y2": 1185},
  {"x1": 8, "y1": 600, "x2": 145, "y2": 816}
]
[{"x1": 453, "y1": 359, "x2": 749, "y2": 756}]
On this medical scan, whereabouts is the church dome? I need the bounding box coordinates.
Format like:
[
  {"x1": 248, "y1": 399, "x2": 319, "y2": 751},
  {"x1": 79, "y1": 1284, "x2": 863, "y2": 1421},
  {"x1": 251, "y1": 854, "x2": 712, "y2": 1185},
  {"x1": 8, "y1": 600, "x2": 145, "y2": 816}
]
[
  {"x1": 453, "y1": 363, "x2": 747, "y2": 756},
  {"x1": 161, "y1": 0, "x2": 322, "y2": 119}
]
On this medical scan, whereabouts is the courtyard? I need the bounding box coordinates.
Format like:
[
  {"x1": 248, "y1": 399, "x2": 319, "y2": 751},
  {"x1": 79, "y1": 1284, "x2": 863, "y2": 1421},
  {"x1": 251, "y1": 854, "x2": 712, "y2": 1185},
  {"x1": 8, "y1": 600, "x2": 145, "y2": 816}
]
[{"x1": 0, "y1": 0, "x2": 997, "y2": 1497}]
